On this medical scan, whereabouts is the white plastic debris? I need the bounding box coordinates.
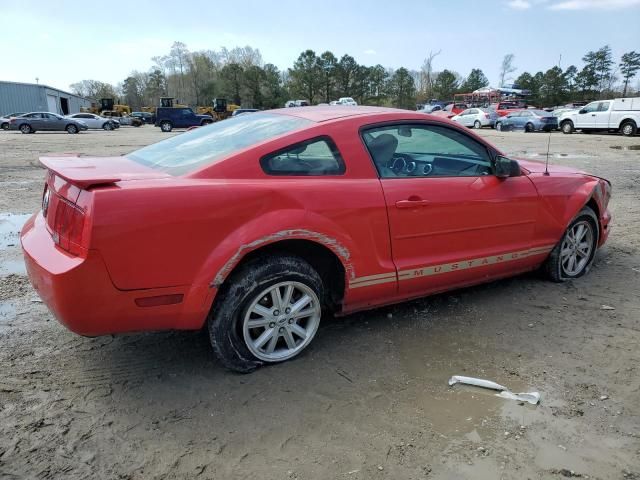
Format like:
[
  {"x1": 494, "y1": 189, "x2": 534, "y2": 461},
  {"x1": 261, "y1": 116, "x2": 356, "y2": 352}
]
[{"x1": 448, "y1": 375, "x2": 541, "y2": 405}]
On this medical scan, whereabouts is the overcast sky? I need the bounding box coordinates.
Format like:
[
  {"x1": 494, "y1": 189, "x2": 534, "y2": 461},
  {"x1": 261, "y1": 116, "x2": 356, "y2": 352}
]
[{"x1": 1, "y1": 0, "x2": 639, "y2": 92}]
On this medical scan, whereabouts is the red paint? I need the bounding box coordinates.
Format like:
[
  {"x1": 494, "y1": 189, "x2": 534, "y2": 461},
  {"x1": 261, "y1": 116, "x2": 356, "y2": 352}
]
[{"x1": 21, "y1": 107, "x2": 612, "y2": 336}]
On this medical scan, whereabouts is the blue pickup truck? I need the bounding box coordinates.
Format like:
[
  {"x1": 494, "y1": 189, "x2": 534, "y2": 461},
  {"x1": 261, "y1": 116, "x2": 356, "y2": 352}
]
[{"x1": 155, "y1": 107, "x2": 213, "y2": 132}]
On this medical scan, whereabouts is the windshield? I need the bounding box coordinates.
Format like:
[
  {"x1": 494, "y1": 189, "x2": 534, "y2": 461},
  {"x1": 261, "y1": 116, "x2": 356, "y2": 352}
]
[{"x1": 128, "y1": 112, "x2": 312, "y2": 176}]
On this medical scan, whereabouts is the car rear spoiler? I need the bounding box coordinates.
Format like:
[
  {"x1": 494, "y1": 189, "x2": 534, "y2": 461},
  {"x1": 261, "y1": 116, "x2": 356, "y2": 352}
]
[{"x1": 40, "y1": 155, "x2": 170, "y2": 189}]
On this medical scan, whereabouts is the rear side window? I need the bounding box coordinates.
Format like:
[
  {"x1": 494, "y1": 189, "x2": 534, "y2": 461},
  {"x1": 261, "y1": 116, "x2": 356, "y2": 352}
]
[
  {"x1": 128, "y1": 112, "x2": 312, "y2": 176},
  {"x1": 261, "y1": 137, "x2": 345, "y2": 176}
]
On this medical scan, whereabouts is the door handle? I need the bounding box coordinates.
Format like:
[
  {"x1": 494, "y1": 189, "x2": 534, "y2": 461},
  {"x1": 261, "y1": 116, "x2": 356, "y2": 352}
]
[
  {"x1": 396, "y1": 198, "x2": 430, "y2": 209},
  {"x1": 591, "y1": 114, "x2": 596, "y2": 116}
]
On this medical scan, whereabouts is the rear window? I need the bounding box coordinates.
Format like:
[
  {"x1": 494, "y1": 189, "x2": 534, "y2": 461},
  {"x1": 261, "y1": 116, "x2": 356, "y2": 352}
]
[{"x1": 128, "y1": 112, "x2": 312, "y2": 176}]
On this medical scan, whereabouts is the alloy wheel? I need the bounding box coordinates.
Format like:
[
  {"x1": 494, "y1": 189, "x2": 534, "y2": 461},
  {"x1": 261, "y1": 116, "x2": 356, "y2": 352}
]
[
  {"x1": 560, "y1": 220, "x2": 594, "y2": 276},
  {"x1": 242, "y1": 281, "x2": 321, "y2": 362}
]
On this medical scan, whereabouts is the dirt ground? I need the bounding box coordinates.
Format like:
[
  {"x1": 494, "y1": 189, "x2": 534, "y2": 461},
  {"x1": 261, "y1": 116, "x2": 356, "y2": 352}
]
[{"x1": 0, "y1": 124, "x2": 639, "y2": 480}]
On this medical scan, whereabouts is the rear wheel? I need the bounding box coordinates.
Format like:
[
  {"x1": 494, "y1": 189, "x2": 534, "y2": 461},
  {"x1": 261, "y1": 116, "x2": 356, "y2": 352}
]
[
  {"x1": 525, "y1": 122, "x2": 534, "y2": 133},
  {"x1": 473, "y1": 120, "x2": 482, "y2": 129},
  {"x1": 19, "y1": 124, "x2": 32, "y2": 134},
  {"x1": 561, "y1": 120, "x2": 574, "y2": 134},
  {"x1": 208, "y1": 255, "x2": 324, "y2": 373},
  {"x1": 495, "y1": 121, "x2": 503, "y2": 131},
  {"x1": 66, "y1": 124, "x2": 78, "y2": 134},
  {"x1": 201, "y1": 119, "x2": 213, "y2": 126},
  {"x1": 160, "y1": 121, "x2": 172, "y2": 132},
  {"x1": 620, "y1": 121, "x2": 637, "y2": 137},
  {"x1": 545, "y1": 207, "x2": 598, "y2": 282}
]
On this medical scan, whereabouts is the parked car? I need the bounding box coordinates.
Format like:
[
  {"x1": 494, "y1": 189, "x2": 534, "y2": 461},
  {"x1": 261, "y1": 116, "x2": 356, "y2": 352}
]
[
  {"x1": 285, "y1": 100, "x2": 310, "y2": 107},
  {"x1": 131, "y1": 111, "x2": 155, "y2": 124},
  {"x1": 337, "y1": 97, "x2": 358, "y2": 106},
  {"x1": 495, "y1": 109, "x2": 558, "y2": 132},
  {"x1": 491, "y1": 101, "x2": 526, "y2": 117},
  {"x1": 1, "y1": 112, "x2": 26, "y2": 130},
  {"x1": 154, "y1": 107, "x2": 213, "y2": 132},
  {"x1": 66, "y1": 113, "x2": 118, "y2": 130},
  {"x1": 9, "y1": 112, "x2": 88, "y2": 134},
  {"x1": 21, "y1": 106, "x2": 611, "y2": 372},
  {"x1": 420, "y1": 104, "x2": 443, "y2": 113},
  {"x1": 231, "y1": 108, "x2": 259, "y2": 117},
  {"x1": 429, "y1": 103, "x2": 468, "y2": 120},
  {"x1": 451, "y1": 107, "x2": 498, "y2": 129},
  {"x1": 558, "y1": 98, "x2": 640, "y2": 136}
]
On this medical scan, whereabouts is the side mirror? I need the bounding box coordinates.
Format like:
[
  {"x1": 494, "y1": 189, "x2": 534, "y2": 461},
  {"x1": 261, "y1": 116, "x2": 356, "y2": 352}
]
[
  {"x1": 495, "y1": 155, "x2": 521, "y2": 178},
  {"x1": 578, "y1": 109, "x2": 587, "y2": 114}
]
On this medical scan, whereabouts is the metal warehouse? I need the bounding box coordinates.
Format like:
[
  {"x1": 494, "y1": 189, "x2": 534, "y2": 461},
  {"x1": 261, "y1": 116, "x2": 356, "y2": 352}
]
[{"x1": 0, "y1": 81, "x2": 92, "y2": 116}]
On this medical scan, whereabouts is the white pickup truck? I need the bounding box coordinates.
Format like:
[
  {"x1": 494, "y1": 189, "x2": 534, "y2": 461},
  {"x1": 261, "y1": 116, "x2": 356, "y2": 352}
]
[{"x1": 558, "y1": 98, "x2": 639, "y2": 136}]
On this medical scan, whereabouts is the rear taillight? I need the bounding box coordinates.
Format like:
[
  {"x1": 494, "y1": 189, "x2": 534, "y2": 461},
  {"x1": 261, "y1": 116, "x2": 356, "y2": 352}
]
[
  {"x1": 484, "y1": 113, "x2": 489, "y2": 118},
  {"x1": 53, "y1": 198, "x2": 85, "y2": 256},
  {"x1": 45, "y1": 191, "x2": 86, "y2": 256}
]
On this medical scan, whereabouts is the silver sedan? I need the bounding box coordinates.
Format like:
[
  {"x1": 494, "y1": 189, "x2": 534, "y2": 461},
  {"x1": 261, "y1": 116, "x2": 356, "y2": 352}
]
[
  {"x1": 451, "y1": 108, "x2": 498, "y2": 129},
  {"x1": 66, "y1": 113, "x2": 117, "y2": 130}
]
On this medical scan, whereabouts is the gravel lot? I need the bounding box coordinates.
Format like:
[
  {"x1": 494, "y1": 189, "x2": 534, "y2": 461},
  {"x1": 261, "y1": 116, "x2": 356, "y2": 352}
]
[{"x1": 1, "y1": 125, "x2": 639, "y2": 479}]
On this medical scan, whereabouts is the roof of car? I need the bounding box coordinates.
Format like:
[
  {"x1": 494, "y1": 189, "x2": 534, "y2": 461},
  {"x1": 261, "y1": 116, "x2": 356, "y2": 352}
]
[{"x1": 271, "y1": 105, "x2": 415, "y2": 122}]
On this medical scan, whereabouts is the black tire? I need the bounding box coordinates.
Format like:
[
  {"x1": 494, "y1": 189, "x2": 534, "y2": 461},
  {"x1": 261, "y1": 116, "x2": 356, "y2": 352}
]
[
  {"x1": 103, "y1": 122, "x2": 113, "y2": 131},
  {"x1": 66, "y1": 124, "x2": 78, "y2": 134},
  {"x1": 620, "y1": 120, "x2": 637, "y2": 137},
  {"x1": 19, "y1": 124, "x2": 32, "y2": 134},
  {"x1": 525, "y1": 122, "x2": 534, "y2": 133},
  {"x1": 544, "y1": 206, "x2": 599, "y2": 282},
  {"x1": 473, "y1": 120, "x2": 482, "y2": 129},
  {"x1": 201, "y1": 119, "x2": 213, "y2": 126},
  {"x1": 208, "y1": 255, "x2": 324, "y2": 373},
  {"x1": 561, "y1": 120, "x2": 574, "y2": 134},
  {"x1": 495, "y1": 121, "x2": 503, "y2": 131},
  {"x1": 1, "y1": 122, "x2": 8, "y2": 131},
  {"x1": 160, "y1": 121, "x2": 172, "y2": 132}
]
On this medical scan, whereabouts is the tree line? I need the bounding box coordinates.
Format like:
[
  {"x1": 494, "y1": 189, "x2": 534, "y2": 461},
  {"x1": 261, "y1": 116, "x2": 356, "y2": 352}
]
[{"x1": 69, "y1": 42, "x2": 640, "y2": 110}]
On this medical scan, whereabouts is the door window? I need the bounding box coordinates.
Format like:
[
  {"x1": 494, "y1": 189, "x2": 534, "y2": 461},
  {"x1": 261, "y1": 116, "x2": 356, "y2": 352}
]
[
  {"x1": 261, "y1": 137, "x2": 345, "y2": 176},
  {"x1": 582, "y1": 103, "x2": 599, "y2": 113},
  {"x1": 597, "y1": 101, "x2": 611, "y2": 112},
  {"x1": 362, "y1": 124, "x2": 492, "y2": 178}
]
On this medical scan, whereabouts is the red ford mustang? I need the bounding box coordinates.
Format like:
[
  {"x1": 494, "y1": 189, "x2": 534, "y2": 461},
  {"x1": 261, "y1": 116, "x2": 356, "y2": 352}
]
[{"x1": 21, "y1": 106, "x2": 612, "y2": 372}]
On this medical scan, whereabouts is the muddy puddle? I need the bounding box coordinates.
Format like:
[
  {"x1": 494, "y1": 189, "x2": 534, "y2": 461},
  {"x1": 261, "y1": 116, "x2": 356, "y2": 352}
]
[
  {"x1": 610, "y1": 145, "x2": 640, "y2": 150},
  {"x1": 521, "y1": 152, "x2": 594, "y2": 159},
  {"x1": 0, "y1": 213, "x2": 31, "y2": 249}
]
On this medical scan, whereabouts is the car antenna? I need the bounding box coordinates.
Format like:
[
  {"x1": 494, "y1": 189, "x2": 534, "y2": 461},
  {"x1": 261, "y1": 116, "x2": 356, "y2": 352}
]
[{"x1": 544, "y1": 127, "x2": 552, "y2": 176}]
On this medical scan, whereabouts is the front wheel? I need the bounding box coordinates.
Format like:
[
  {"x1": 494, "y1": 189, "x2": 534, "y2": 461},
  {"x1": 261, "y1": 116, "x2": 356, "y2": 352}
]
[
  {"x1": 1, "y1": 123, "x2": 8, "y2": 131},
  {"x1": 545, "y1": 206, "x2": 599, "y2": 282},
  {"x1": 66, "y1": 124, "x2": 78, "y2": 134},
  {"x1": 103, "y1": 122, "x2": 113, "y2": 131},
  {"x1": 208, "y1": 255, "x2": 324, "y2": 373},
  {"x1": 160, "y1": 121, "x2": 172, "y2": 132}
]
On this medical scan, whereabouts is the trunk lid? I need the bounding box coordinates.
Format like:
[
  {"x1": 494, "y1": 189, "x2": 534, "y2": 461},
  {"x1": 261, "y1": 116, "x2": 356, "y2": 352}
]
[{"x1": 40, "y1": 155, "x2": 171, "y2": 189}]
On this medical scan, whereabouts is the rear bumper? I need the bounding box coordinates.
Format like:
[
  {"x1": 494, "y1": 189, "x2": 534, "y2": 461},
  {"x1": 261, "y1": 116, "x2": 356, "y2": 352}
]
[{"x1": 21, "y1": 213, "x2": 213, "y2": 336}]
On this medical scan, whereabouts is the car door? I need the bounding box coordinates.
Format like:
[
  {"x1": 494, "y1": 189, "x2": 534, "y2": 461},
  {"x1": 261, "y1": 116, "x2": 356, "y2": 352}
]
[
  {"x1": 467, "y1": 108, "x2": 479, "y2": 126},
  {"x1": 40, "y1": 113, "x2": 58, "y2": 130},
  {"x1": 24, "y1": 113, "x2": 44, "y2": 129},
  {"x1": 362, "y1": 122, "x2": 540, "y2": 296},
  {"x1": 519, "y1": 110, "x2": 533, "y2": 129},
  {"x1": 80, "y1": 114, "x2": 97, "y2": 128},
  {"x1": 575, "y1": 102, "x2": 598, "y2": 129},
  {"x1": 594, "y1": 101, "x2": 612, "y2": 129}
]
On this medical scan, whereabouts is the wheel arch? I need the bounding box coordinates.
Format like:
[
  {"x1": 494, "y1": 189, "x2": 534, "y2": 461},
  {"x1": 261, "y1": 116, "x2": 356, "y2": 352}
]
[{"x1": 221, "y1": 238, "x2": 347, "y2": 310}]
